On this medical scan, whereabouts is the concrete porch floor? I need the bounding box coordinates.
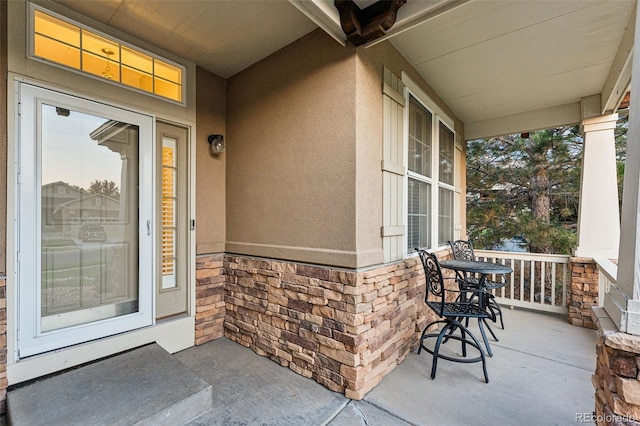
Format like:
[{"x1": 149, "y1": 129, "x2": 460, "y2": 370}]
[{"x1": 7, "y1": 307, "x2": 598, "y2": 425}]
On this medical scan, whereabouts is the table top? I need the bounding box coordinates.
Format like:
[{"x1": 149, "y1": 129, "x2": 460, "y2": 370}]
[{"x1": 440, "y1": 259, "x2": 513, "y2": 275}]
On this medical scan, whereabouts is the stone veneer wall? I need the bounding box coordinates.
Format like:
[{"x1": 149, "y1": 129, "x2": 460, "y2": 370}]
[
  {"x1": 569, "y1": 258, "x2": 599, "y2": 329},
  {"x1": 222, "y1": 253, "x2": 441, "y2": 399},
  {"x1": 194, "y1": 252, "x2": 604, "y2": 399},
  {"x1": 593, "y1": 307, "x2": 640, "y2": 424},
  {"x1": 195, "y1": 254, "x2": 226, "y2": 345}
]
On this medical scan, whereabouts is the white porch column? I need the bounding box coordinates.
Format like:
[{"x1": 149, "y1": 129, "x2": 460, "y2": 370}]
[
  {"x1": 575, "y1": 100, "x2": 620, "y2": 259},
  {"x1": 603, "y1": 1, "x2": 640, "y2": 334}
]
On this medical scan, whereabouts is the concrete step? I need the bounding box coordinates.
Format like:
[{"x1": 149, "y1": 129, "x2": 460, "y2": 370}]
[{"x1": 7, "y1": 344, "x2": 212, "y2": 426}]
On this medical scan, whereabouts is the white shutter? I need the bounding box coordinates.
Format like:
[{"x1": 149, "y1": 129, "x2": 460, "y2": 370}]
[{"x1": 382, "y1": 68, "x2": 406, "y2": 262}]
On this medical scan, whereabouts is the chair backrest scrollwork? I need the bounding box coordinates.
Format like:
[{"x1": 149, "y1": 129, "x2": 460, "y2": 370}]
[
  {"x1": 449, "y1": 240, "x2": 475, "y2": 261},
  {"x1": 416, "y1": 249, "x2": 445, "y2": 313}
]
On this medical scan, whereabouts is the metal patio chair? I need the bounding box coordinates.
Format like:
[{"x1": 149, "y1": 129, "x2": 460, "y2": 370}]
[
  {"x1": 448, "y1": 240, "x2": 507, "y2": 331},
  {"x1": 415, "y1": 249, "x2": 489, "y2": 383}
]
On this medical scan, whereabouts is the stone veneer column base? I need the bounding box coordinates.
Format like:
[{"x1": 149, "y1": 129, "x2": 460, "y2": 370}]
[
  {"x1": 570, "y1": 258, "x2": 599, "y2": 329},
  {"x1": 592, "y1": 307, "x2": 640, "y2": 425},
  {"x1": 195, "y1": 254, "x2": 226, "y2": 345},
  {"x1": 222, "y1": 254, "x2": 441, "y2": 400}
]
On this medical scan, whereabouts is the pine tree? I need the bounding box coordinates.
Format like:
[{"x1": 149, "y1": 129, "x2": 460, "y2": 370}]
[{"x1": 466, "y1": 127, "x2": 583, "y2": 254}]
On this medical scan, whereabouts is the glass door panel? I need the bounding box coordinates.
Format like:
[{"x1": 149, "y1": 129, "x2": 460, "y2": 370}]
[{"x1": 40, "y1": 104, "x2": 139, "y2": 332}]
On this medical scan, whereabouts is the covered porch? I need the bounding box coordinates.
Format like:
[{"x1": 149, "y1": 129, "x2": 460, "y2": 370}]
[
  {"x1": 7, "y1": 308, "x2": 597, "y2": 425},
  {"x1": 2, "y1": 0, "x2": 638, "y2": 421}
]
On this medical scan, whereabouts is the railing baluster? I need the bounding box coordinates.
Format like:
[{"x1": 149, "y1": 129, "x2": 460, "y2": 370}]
[
  {"x1": 551, "y1": 263, "x2": 557, "y2": 307},
  {"x1": 530, "y1": 259, "x2": 535, "y2": 303},
  {"x1": 509, "y1": 258, "x2": 514, "y2": 299},
  {"x1": 475, "y1": 250, "x2": 570, "y2": 314},
  {"x1": 520, "y1": 259, "x2": 525, "y2": 302},
  {"x1": 540, "y1": 261, "x2": 546, "y2": 305}
]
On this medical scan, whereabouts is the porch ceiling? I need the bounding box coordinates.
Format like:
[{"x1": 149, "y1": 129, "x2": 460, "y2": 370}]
[{"x1": 52, "y1": 0, "x2": 635, "y2": 140}]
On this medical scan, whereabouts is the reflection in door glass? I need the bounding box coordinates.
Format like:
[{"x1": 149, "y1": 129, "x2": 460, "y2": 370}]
[{"x1": 40, "y1": 104, "x2": 139, "y2": 332}]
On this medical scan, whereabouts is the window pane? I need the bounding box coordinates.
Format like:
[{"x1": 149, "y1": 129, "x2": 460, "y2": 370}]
[
  {"x1": 438, "y1": 187, "x2": 454, "y2": 245},
  {"x1": 82, "y1": 51, "x2": 120, "y2": 81},
  {"x1": 122, "y1": 65, "x2": 153, "y2": 92},
  {"x1": 82, "y1": 31, "x2": 120, "y2": 62},
  {"x1": 155, "y1": 77, "x2": 182, "y2": 102},
  {"x1": 161, "y1": 138, "x2": 177, "y2": 289},
  {"x1": 35, "y1": 10, "x2": 79, "y2": 46},
  {"x1": 439, "y1": 123, "x2": 454, "y2": 185},
  {"x1": 162, "y1": 256, "x2": 176, "y2": 289},
  {"x1": 122, "y1": 46, "x2": 152, "y2": 74},
  {"x1": 155, "y1": 60, "x2": 182, "y2": 83},
  {"x1": 408, "y1": 96, "x2": 432, "y2": 177},
  {"x1": 408, "y1": 178, "x2": 431, "y2": 251},
  {"x1": 35, "y1": 34, "x2": 80, "y2": 69}
]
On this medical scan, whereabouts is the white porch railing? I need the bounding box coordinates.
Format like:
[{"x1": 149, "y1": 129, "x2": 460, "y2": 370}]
[
  {"x1": 594, "y1": 257, "x2": 617, "y2": 307},
  {"x1": 475, "y1": 250, "x2": 571, "y2": 314}
]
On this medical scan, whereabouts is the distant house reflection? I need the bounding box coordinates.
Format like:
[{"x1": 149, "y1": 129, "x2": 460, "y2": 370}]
[{"x1": 42, "y1": 181, "x2": 120, "y2": 242}]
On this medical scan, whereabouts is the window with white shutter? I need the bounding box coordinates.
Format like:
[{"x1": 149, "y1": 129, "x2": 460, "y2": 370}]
[
  {"x1": 382, "y1": 69, "x2": 459, "y2": 259},
  {"x1": 404, "y1": 77, "x2": 457, "y2": 252}
]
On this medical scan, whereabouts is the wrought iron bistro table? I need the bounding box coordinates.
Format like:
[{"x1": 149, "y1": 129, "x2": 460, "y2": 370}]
[{"x1": 439, "y1": 259, "x2": 513, "y2": 357}]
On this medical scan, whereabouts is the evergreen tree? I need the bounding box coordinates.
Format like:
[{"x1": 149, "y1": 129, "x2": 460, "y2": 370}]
[{"x1": 466, "y1": 127, "x2": 582, "y2": 254}]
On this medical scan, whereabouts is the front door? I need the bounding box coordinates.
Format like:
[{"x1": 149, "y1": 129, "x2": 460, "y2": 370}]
[{"x1": 17, "y1": 83, "x2": 154, "y2": 357}]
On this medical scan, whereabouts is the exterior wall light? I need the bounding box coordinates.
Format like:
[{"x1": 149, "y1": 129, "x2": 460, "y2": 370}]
[{"x1": 208, "y1": 134, "x2": 225, "y2": 155}]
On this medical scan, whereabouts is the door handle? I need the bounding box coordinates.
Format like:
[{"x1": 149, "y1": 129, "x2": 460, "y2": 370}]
[{"x1": 147, "y1": 219, "x2": 151, "y2": 236}]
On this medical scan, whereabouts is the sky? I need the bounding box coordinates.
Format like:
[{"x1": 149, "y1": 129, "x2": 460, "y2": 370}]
[{"x1": 41, "y1": 103, "x2": 125, "y2": 189}]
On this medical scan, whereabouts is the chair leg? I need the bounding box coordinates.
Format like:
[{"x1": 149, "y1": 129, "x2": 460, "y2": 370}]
[
  {"x1": 431, "y1": 322, "x2": 456, "y2": 379},
  {"x1": 444, "y1": 319, "x2": 489, "y2": 383},
  {"x1": 420, "y1": 319, "x2": 490, "y2": 383},
  {"x1": 483, "y1": 318, "x2": 499, "y2": 341},
  {"x1": 458, "y1": 322, "x2": 467, "y2": 358},
  {"x1": 486, "y1": 294, "x2": 505, "y2": 329},
  {"x1": 462, "y1": 326, "x2": 489, "y2": 384},
  {"x1": 418, "y1": 320, "x2": 442, "y2": 354},
  {"x1": 477, "y1": 318, "x2": 493, "y2": 357},
  {"x1": 493, "y1": 301, "x2": 505, "y2": 329}
]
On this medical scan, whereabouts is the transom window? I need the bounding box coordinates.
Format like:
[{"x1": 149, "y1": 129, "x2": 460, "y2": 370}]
[
  {"x1": 407, "y1": 95, "x2": 456, "y2": 252},
  {"x1": 31, "y1": 5, "x2": 185, "y2": 104}
]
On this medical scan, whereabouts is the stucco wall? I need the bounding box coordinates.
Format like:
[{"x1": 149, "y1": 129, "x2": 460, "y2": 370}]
[
  {"x1": 352, "y1": 49, "x2": 384, "y2": 267},
  {"x1": 226, "y1": 29, "x2": 360, "y2": 268},
  {"x1": 196, "y1": 68, "x2": 227, "y2": 255},
  {"x1": 225, "y1": 29, "x2": 466, "y2": 269}
]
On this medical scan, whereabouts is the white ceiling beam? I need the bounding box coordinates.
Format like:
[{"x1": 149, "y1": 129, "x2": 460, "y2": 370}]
[
  {"x1": 601, "y1": 2, "x2": 635, "y2": 114},
  {"x1": 464, "y1": 102, "x2": 581, "y2": 140},
  {"x1": 288, "y1": 0, "x2": 346, "y2": 46}
]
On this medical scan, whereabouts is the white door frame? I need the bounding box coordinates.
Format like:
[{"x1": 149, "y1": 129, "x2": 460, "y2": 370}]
[{"x1": 15, "y1": 82, "x2": 156, "y2": 358}]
